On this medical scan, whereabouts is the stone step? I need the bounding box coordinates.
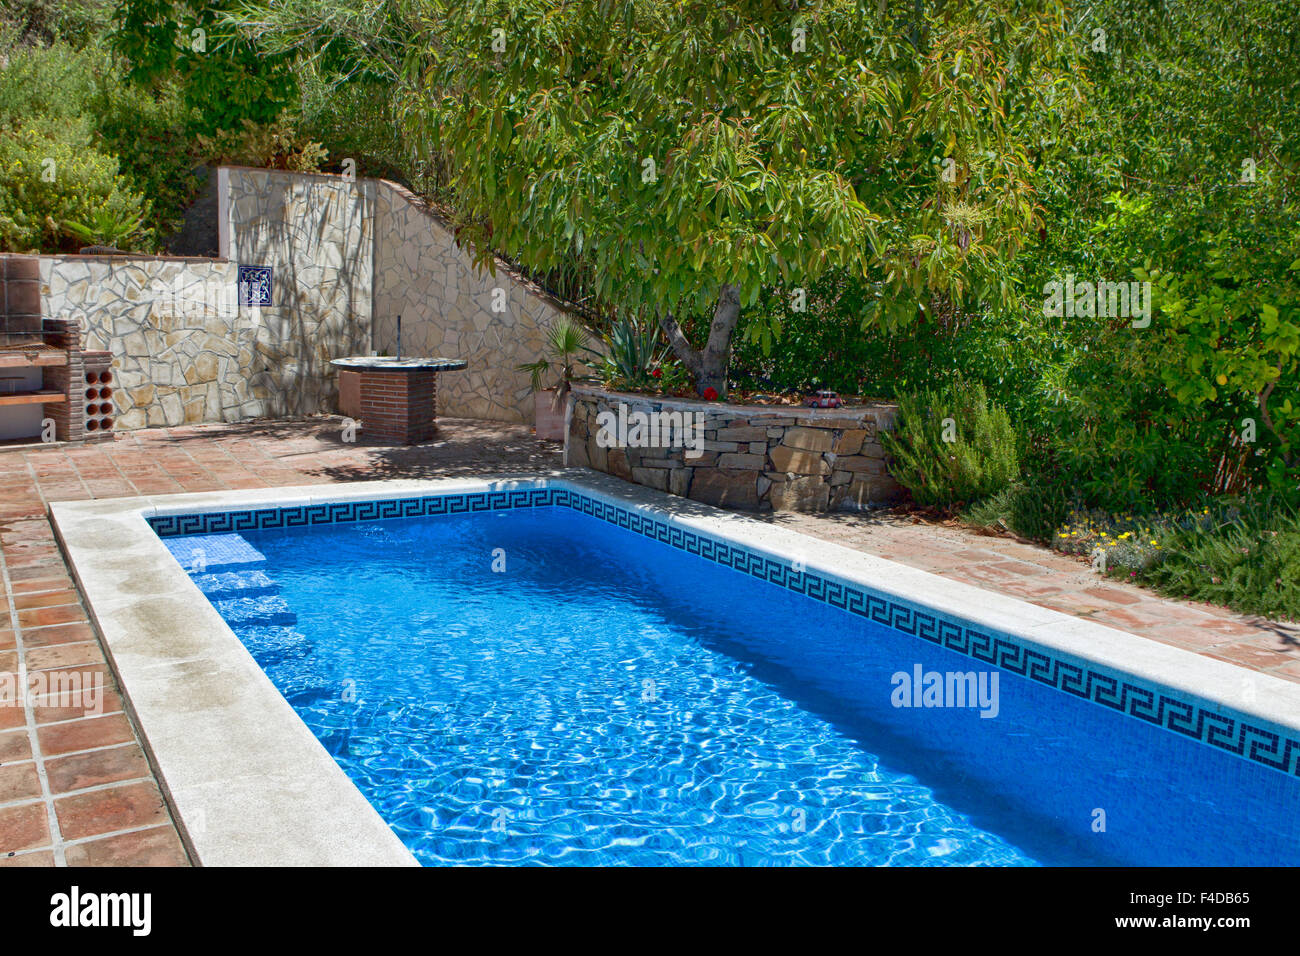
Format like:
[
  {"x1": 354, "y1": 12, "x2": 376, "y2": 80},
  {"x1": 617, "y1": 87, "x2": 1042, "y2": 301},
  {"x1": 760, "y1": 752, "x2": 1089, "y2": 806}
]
[{"x1": 164, "y1": 533, "x2": 266, "y2": 573}]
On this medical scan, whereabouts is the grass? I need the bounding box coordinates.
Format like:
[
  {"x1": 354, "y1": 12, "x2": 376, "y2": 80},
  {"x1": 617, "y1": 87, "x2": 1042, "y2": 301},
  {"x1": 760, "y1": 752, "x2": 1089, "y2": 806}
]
[{"x1": 962, "y1": 484, "x2": 1300, "y2": 622}]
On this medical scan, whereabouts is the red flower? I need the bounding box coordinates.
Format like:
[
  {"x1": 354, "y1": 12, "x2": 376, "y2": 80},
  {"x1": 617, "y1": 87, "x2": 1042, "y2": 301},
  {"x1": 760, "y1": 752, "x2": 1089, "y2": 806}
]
[
  {"x1": 651, "y1": 367, "x2": 662, "y2": 378},
  {"x1": 702, "y1": 387, "x2": 718, "y2": 400}
]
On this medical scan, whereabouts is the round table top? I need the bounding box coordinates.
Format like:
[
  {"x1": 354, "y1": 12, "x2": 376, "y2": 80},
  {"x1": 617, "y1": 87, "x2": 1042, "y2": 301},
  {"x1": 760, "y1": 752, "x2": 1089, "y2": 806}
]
[{"x1": 331, "y1": 356, "x2": 468, "y2": 372}]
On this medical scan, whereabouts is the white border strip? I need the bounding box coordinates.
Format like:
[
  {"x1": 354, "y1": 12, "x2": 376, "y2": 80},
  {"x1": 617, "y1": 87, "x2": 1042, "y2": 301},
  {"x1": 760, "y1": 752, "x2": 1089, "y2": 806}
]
[{"x1": 51, "y1": 472, "x2": 1300, "y2": 866}]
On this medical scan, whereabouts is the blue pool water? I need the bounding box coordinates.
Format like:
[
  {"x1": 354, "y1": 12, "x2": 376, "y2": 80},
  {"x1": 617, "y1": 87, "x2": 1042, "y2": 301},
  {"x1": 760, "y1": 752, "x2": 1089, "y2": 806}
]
[{"x1": 169, "y1": 505, "x2": 1300, "y2": 866}]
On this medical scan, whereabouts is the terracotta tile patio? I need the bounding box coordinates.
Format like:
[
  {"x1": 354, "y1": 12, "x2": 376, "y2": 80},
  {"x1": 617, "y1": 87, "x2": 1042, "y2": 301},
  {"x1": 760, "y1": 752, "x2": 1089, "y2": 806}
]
[{"x1": 0, "y1": 415, "x2": 1294, "y2": 866}]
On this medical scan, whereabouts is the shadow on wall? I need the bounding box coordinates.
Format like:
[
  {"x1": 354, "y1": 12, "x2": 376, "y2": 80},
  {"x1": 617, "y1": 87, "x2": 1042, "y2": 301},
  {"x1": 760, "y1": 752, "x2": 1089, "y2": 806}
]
[{"x1": 227, "y1": 169, "x2": 373, "y2": 421}]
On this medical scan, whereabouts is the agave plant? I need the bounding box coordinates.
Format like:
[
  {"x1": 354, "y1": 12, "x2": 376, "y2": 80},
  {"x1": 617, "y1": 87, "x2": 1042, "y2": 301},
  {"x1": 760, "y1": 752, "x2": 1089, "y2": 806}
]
[
  {"x1": 590, "y1": 315, "x2": 669, "y2": 391},
  {"x1": 516, "y1": 315, "x2": 592, "y2": 403},
  {"x1": 63, "y1": 206, "x2": 147, "y2": 250}
]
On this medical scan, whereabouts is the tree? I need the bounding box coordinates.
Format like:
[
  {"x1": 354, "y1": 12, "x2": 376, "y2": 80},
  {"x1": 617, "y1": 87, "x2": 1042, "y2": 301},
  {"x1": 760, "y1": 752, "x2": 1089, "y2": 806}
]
[
  {"x1": 394, "y1": 0, "x2": 1084, "y2": 396},
  {"x1": 110, "y1": 0, "x2": 299, "y2": 136},
  {"x1": 236, "y1": 0, "x2": 1083, "y2": 396}
]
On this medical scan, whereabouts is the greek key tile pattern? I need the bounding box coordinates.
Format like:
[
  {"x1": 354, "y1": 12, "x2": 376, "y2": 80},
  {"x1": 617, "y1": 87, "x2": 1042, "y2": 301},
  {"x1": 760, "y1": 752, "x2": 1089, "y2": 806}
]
[{"x1": 148, "y1": 485, "x2": 1300, "y2": 778}]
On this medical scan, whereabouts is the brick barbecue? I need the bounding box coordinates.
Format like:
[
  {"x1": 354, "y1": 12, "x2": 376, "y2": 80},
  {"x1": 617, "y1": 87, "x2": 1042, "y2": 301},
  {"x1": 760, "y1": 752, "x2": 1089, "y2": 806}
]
[
  {"x1": 331, "y1": 356, "x2": 467, "y2": 444},
  {"x1": 0, "y1": 254, "x2": 114, "y2": 444}
]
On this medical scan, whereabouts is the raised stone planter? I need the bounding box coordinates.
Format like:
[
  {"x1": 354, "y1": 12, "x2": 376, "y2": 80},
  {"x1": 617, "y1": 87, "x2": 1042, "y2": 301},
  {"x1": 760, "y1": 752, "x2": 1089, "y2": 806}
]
[{"x1": 565, "y1": 386, "x2": 906, "y2": 512}]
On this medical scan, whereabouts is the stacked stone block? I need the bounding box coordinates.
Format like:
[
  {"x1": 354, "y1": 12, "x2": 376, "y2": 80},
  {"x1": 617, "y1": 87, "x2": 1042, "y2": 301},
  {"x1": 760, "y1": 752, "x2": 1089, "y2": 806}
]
[{"x1": 566, "y1": 388, "x2": 906, "y2": 513}]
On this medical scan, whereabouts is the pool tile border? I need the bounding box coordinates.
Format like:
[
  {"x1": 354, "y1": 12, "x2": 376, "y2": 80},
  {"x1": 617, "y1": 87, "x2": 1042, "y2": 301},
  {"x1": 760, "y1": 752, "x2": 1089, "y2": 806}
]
[{"x1": 147, "y1": 481, "x2": 1300, "y2": 781}]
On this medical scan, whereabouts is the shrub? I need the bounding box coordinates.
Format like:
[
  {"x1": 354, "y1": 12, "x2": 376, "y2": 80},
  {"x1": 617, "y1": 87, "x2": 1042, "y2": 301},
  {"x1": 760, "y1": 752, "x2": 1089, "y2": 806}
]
[
  {"x1": 93, "y1": 78, "x2": 199, "y2": 242},
  {"x1": 0, "y1": 116, "x2": 150, "y2": 252},
  {"x1": 1135, "y1": 497, "x2": 1300, "y2": 622},
  {"x1": 881, "y1": 381, "x2": 1020, "y2": 510},
  {"x1": 196, "y1": 118, "x2": 328, "y2": 174}
]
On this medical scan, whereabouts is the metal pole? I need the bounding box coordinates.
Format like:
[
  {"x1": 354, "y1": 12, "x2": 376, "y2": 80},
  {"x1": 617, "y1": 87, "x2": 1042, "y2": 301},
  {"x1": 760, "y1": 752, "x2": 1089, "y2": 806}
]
[{"x1": 396, "y1": 315, "x2": 402, "y2": 360}]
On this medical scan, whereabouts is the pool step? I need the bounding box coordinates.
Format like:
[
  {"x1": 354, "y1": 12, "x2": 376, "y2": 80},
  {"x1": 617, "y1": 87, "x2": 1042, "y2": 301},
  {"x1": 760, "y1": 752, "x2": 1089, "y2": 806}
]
[
  {"x1": 164, "y1": 533, "x2": 266, "y2": 573},
  {"x1": 191, "y1": 569, "x2": 279, "y2": 600},
  {"x1": 235, "y1": 625, "x2": 311, "y2": 666},
  {"x1": 213, "y1": 594, "x2": 297, "y2": 627}
]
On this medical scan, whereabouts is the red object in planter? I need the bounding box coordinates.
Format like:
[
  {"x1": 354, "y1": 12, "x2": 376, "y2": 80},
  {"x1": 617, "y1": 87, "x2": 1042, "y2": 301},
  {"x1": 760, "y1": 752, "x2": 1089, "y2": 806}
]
[
  {"x1": 702, "y1": 387, "x2": 718, "y2": 401},
  {"x1": 804, "y1": 390, "x2": 842, "y2": 408}
]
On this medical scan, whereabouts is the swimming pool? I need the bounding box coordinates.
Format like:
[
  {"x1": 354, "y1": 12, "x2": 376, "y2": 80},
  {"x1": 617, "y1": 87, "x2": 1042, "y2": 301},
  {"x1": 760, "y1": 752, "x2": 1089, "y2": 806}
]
[{"x1": 134, "y1": 480, "x2": 1300, "y2": 867}]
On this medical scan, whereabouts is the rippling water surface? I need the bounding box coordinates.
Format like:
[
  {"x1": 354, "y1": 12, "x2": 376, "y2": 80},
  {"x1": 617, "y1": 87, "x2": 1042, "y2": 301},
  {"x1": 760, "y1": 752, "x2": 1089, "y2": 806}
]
[{"x1": 180, "y1": 506, "x2": 1300, "y2": 866}]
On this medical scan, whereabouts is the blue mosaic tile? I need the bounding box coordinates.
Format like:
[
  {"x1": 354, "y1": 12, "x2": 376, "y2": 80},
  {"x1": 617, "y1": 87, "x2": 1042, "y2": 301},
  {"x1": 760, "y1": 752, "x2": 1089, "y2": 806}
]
[
  {"x1": 237, "y1": 264, "x2": 272, "y2": 306},
  {"x1": 148, "y1": 484, "x2": 1300, "y2": 779},
  {"x1": 162, "y1": 533, "x2": 265, "y2": 571}
]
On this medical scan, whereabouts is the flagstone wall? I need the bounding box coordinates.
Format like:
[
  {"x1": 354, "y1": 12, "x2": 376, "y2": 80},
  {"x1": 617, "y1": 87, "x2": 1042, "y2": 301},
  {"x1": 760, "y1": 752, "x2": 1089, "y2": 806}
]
[{"x1": 34, "y1": 168, "x2": 564, "y2": 430}]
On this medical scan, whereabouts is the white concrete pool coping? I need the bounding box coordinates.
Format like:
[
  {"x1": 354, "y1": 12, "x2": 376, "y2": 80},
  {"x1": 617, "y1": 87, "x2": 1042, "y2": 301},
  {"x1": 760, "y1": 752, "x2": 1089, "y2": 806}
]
[{"x1": 51, "y1": 471, "x2": 1300, "y2": 866}]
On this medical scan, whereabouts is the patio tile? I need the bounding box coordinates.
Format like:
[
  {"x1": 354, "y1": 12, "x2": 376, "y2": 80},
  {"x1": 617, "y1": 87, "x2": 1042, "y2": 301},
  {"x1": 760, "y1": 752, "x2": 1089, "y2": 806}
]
[
  {"x1": 54, "y1": 780, "x2": 170, "y2": 841},
  {"x1": 37, "y1": 713, "x2": 135, "y2": 757},
  {"x1": 17, "y1": 605, "x2": 87, "y2": 629},
  {"x1": 0, "y1": 729, "x2": 32, "y2": 763},
  {"x1": 25, "y1": 642, "x2": 106, "y2": 672},
  {"x1": 0, "y1": 802, "x2": 49, "y2": 853},
  {"x1": 0, "y1": 849, "x2": 55, "y2": 867},
  {"x1": 45, "y1": 743, "x2": 151, "y2": 794},
  {"x1": 12, "y1": 590, "x2": 81, "y2": 610},
  {"x1": 64, "y1": 825, "x2": 188, "y2": 867},
  {"x1": 31, "y1": 687, "x2": 123, "y2": 725},
  {"x1": 22, "y1": 622, "x2": 95, "y2": 647},
  {"x1": 0, "y1": 761, "x2": 42, "y2": 803}
]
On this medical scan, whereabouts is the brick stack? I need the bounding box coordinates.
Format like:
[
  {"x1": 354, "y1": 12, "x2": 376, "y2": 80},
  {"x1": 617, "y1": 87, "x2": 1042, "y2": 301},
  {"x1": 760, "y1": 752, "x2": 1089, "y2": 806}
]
[{"x1": 40, "y1": 318, "x2": 84, "y2": 442}]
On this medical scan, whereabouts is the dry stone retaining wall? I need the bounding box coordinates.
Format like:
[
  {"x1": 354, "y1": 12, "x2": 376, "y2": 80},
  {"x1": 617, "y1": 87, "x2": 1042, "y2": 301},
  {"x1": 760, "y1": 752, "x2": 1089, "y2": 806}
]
[{"x1": 566, "y1": 387, "x2": 906, "y2": 512}]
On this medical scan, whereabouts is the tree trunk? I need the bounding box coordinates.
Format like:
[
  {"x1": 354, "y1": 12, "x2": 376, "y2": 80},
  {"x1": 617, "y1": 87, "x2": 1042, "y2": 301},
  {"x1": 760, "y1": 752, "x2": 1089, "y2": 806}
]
[{"x1": 658, "y1": 283, "x2": 741, "y2": 397}]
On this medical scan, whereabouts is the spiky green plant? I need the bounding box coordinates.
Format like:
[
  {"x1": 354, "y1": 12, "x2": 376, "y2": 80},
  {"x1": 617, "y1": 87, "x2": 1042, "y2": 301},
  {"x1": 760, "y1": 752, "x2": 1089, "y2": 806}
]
[
  {"x1": 589, "y1": 315, "x2": 668, "y2": 392},
  {"x1": 516, "y1": 315, "x2": 591, "y2": 400}
]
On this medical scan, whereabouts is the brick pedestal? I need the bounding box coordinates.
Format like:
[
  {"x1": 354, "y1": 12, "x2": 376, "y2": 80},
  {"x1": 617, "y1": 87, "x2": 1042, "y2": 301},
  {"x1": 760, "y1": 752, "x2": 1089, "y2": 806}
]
[
  {"x1": 356, "y1": 368, "x2": 439, "y2": 443},
  {"x1": 331, "y1": 356, "x2": 467, "y2": 445}
]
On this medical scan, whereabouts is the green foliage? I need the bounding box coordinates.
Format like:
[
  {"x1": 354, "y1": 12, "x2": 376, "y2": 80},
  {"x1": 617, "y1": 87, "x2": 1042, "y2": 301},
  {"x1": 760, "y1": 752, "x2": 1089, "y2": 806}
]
[
  {"x1": 0, "y1": 116, "x2": 150, "y2": 252},
  {"x1": 91, "y1": 73, "x2": 200, "y2": 242},
  {"x1": 516, "y1": 316, "x2": 591, "y2": 392},
  {"x1": 110, "y1": 0, "x2": 299, "y2": 137},
  {"x1": 0, "y1": 28, "x2": 196, "y2": 249},
  {"x1": 196, "y1": 119, "x2": 328, "y2": 173},
  {"x1": 244, "y1": 0, "x2": 1084, "y2": 395},
  {"x1": 961, "y1": 481, "x2": 1074, "y2": 543},
  {"x1": 1, "y1": 0, "x2": 111, "y2": 47},
  {"x1": 296, "y1": 68, "x2": 405, "y2": 180},
  {"x1": 881, "y1": 381, "x2": 1020, "y2": 510},
  {"x1": 1134, "y1": 496, "x2": 1300, "y2": 621},
  {"x1": 588, "y1": 316, "x2": 669, "y2": 393},
  {"x1": 63, "y1": 203, "x2": 146, "y2": 248}
]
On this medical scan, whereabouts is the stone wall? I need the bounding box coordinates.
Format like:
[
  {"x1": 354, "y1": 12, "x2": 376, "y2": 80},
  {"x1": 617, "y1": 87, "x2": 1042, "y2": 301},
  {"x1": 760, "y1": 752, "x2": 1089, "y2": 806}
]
[
  {"x1": 35, "y1": 167, "x2": 571, "y2": 431},
  {"x1": 38, "y1": 255, "x2": 253, "y2": 429},
  {"x1": 372, "y1": 181, "x2": 566, "y2": 423},
  {"x1": 37, "y1": 168, "x2": 375, "y2": 429},
  {"x1": 223, "y1": 167, "x2": 373, "y2": 418},
  {"x1": 566, "y1": 387, "x2": 906, "y2": 512}
]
